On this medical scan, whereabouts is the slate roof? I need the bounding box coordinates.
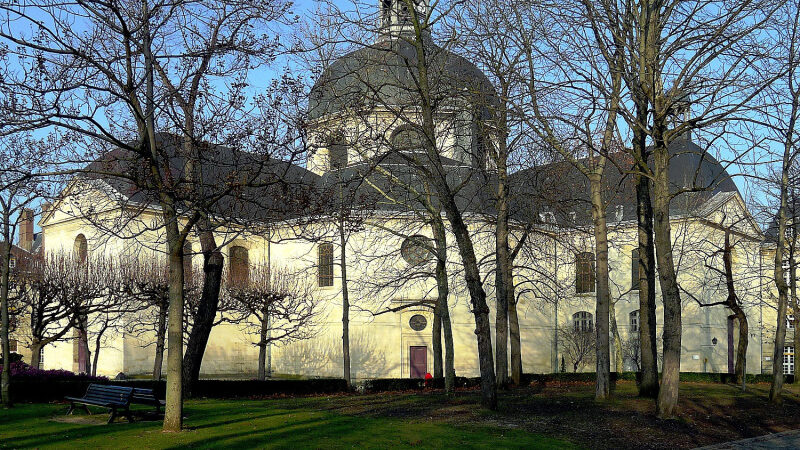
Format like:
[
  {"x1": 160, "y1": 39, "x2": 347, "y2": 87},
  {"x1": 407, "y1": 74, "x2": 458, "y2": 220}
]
[
  {"x1": 508, "y1": 137, "x2": 742, "y2": 226},
  {"x1": 79, "y1": 134, "x2": 321, "y2": 223},
  {"x1": 308, "y1": 37, "x2": 498, "y2": 121},
  {"x1": 76, "y1": 133, "x2": 742, "y2": 231},
  {"x1": 318, "y1": 152, "x2": 495, "y2": 215}
]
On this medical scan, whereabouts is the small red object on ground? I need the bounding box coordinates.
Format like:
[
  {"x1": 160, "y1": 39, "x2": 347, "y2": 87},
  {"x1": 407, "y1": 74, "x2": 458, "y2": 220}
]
[{"x1": 424, "y1": 372, "x2": 433, "y2": 388}]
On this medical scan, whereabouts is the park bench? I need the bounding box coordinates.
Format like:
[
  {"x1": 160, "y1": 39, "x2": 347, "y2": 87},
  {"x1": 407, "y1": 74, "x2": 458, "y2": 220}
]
[
  {"x1": 65, "y1": 384, "x2": 134, "y2": 424},
  {"x1": 131, "y1": 388, "x2": 165, "y2": 414}
]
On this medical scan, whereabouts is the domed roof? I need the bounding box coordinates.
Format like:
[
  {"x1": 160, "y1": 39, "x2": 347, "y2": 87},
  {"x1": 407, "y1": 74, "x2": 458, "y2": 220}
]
[{"x1": 308, "y1": 37, "x2": 497, "y2": 121}]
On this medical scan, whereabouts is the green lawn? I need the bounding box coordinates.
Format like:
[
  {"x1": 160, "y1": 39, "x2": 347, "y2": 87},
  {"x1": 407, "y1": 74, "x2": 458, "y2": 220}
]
[{"x1": 0, "y1": 398, "x2": 574, "y2": 449}]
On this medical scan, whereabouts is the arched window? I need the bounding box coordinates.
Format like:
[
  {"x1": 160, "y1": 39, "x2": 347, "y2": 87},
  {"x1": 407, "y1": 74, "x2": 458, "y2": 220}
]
[
  {"x1": 318, "y1": 243, "x2": 334, "y2": 287},
  {"x1": 629, "y1": 310, "x2": 639, "y2": 333},
  {"x1": 391, "y1": 126, "x2": 425, "y2": 153},
  {"x1": 381, "y1": 0, "x2": 392, "y2": 27},
  {"x1": 631, "y1": 248, "x2": 641, "y2": 291},
  {"x1": 328, "y1": 133, "x2": 348, "y2": 169},
  {"x1": 73, "y1": 234, "x2": 88, "y2": 264},
  {"x1": 229, "y1": 246, "x2": 250, "y2": 285},
  {"x1": 573, "y1": 311, "x2": 593, "y2": 332},
  {"x1": 575, "y1": 252, "x2": 595, "y2": 294}
]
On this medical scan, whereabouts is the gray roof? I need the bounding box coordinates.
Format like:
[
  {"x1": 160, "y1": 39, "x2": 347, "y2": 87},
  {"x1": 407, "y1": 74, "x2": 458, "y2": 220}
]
[
  {"x1": 80, "y1": 134, "x2": 741, "y2": 230},
  {"x1": 82, "y1": 134, "x2": 321, "y2": 223},
  {"x1": 509, "y1": 137, "x2": 742, "y2": 226},
  {"x1": 308, "y1": 37, "x2": 498, "y2": 121}
]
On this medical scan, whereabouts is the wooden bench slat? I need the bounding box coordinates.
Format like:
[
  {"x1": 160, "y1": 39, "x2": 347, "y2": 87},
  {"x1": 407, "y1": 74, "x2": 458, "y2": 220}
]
[{"x1": 65, "y1": 384, "x2": 135, "y2": 423}]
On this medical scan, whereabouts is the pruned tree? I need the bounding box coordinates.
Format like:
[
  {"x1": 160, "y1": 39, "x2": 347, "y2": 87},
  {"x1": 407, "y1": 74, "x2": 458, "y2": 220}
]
[
  {"x1": 559, "y1": 321, "x2": 596, "y2": 373},
  {"x1": 15, "y1": 254, "x2": 118, "y2": 372},
  {"x1": 120, "y1": 257, "x2": 172, "y2": 380},
  {"x1": 226, "y1": 264, "x2": 319, "y2": 380}
]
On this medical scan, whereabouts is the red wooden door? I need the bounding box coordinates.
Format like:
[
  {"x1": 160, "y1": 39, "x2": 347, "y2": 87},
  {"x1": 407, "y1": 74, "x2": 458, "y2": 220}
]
[{"x1": 410, "y1": 346, "x2": 427, "y2": 379}]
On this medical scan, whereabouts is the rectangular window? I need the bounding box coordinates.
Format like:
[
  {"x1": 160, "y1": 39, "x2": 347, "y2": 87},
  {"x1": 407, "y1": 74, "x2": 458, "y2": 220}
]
[
  {"x1": 630, "y1": 311, "x2": 639, "y2": 333},
  {"x1": 784, "y1": 346, "x2": 795, "y2": 375},
  {"x1": 318, "y1": 243, "x2": 334, "y2": 287},
  {"x1": 576, "y1": 252, "x2": 595, "y2": 294},
  {"x1": 9, "y1": 339, "x2": 17, "y2": 352},
  {"x1": 788, "y1": 314, "x2": 795, "y2": 331},
  {"x1": 8, "y1": 257, "x2": 15, "y2": 270}
]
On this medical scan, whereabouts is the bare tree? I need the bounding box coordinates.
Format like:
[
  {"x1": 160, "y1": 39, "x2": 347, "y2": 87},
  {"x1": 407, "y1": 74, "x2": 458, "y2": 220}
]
[
  {"x1": 119, "y1": 257, "x2": 173, "y2": 380},
  {"x1": 559, "y1": 321, "x2": 596, "y2": 373},
  {"x1": 761, "y1": 0, "x2": 800, "y2": 403},
  {"x1": 0, "y1": 133, "x2": 52, "y2": 406},
  {"x1": 497, "y1": 0, "x2": 626, "y2": 400},
  {"x1": 1, "y1": 0, "x2": 304, "y2": 430},
  {"x1": 307, "y1": 0, "x2": 500, "y2": 407},
  {"x1": 15, "y1": 254, "x2": 116, "y2": 371},
  {"x1": 227, "y1": 265, "x2": 319, "y2": 380}
]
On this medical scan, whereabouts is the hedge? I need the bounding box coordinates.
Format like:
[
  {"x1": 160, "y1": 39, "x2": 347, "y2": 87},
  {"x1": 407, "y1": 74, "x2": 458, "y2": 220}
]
[
  {"x1": 7, "y1": 371, "x2": 791, "y2": 403},
  {"x1": 9, "y1": 378, "x2": 349, "y2": 403}
]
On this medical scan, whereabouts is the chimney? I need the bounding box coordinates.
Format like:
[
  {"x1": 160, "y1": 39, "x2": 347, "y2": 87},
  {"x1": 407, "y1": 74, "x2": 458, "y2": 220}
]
[{"x1": 19, "y1": 208, "x2": 34, "y2": 252}]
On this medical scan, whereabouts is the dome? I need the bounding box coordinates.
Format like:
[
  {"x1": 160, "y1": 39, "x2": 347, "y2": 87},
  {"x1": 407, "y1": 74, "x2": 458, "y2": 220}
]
[{"x1": 308, "y1": 37, "x2": 498, "y2": 121}]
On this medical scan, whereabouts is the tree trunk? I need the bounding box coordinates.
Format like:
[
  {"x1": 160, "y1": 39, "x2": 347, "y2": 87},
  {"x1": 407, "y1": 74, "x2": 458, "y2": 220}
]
[
  {"x1": 653, "y1": 140, "x2": 682, "y2": 418},
  {"x1": 432, "y1": 218, "x2": 454, "y2": 393},
  {"x1": 445, "y1": 210, "x2": 496, "y2": 409},
  {"x1": 432, "y1": 308, "x2": 443, "y2": 378},
  {"x1": 1, "y1": 216, "x2": 12, "y2": 407},
  {"x1": 257, "y1": 305, "x2": 270, "y2": 381},
  {"x1": 182, "y1": 229, "x2": 224, "y2": 397},
  {"x1": 509, "y1": 294, "x2": 522, "y2": 384},
  {"x1": 29, "y1": 341, "x2": 43, "y2": 369},
  {"x1": 153, "y1": 302, "x2": 167, "y2": 381},
  {"x1": 770, "y1": 157, "x2": 791, "y2": 403},
  {"x1": 633, "y1": 106, "x2": 659, "y2": 399},
  {"x1": 339, "y1": 218, "x2": 351, "y2": 389},
  {"x1": 790, "y1": 231, "x2": 799, "y2": 384},
  {"x1": 590, "y1": 178, "x2": 611, "y2": 400},
  {"x1": 721, "y1": 231, "x2": 748, "y2": 387},
  {"x1": 91, "y1": 325, "x2": 106, "y2": 378},
  {"x1": 163, "y1": 231, "x2": 186, "y2": 432},
  {"x1": 610, "y1": 300, "x2": 623, "y2": 373},
  {"x1": 733, "y1": 309, "x2": 748, "y2": 386},
  {"x1": 411, "y1": 28, "x2": 495, "y2": 409},
  {"x1": 495, "y1": 154, "x2": 511, "y2": 388}
]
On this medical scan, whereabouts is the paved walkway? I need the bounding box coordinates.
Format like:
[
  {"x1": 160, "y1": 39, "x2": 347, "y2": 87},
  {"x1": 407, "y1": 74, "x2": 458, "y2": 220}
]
[{"x1": 697, "y1": 430, "x2": 800, "y2": 449}]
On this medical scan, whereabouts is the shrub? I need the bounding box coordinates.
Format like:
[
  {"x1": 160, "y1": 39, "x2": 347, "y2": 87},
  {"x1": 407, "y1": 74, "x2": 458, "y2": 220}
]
[
  {"x1": 8, "y1": 377, "x2": 348, "y2": 403},
  {"x1": 0, "y1": 352, "x2": 23, "y2": 365},
  {"x1": 1, "y1": 361, "x2": 107, "y2": 382}
]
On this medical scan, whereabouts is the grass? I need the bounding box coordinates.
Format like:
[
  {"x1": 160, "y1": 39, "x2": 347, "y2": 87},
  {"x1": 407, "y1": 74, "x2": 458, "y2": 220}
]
[
  {"x1": 0, "y1": 397, "x2": 573, "y2": 449},
  {"x1": 2, "y1": 381, "x2": 799, "y2": 449}
]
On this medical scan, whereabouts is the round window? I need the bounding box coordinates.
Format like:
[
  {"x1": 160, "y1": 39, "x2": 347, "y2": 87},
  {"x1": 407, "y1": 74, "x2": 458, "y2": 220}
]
[
  {"x1": 401, "y1": 235, "x2": 432, "y2": 266},
  {"x1": 409, "y1": 314, "x2": 427, "y2": 331}
]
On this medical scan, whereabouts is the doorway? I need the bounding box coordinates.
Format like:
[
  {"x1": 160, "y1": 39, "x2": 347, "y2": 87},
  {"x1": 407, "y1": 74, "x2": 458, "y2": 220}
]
[{"x1": 409, "y1": 346, "x2": 427, "y2": 379}]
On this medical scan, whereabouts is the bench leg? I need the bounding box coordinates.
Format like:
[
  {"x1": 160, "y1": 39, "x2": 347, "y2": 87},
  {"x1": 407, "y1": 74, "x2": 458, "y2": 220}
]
[
  {"x1": 84, "y1": 405, "x2": 92, "y2": 415},
  {"x1": 66, "y1": 403, "x2": 75, "y2": 415},
  {"x1": 124, "y1": 407, "x2": 134, "y2": 423},
  {"x1": 107, "y1": 408, "x2": 117, "y2": 424}
]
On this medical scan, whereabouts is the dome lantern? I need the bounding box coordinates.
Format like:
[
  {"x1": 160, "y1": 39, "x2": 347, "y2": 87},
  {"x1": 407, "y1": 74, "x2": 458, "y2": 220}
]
[{"x1": 378, "y1": 0, "x2": 428, "y2": 41}]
